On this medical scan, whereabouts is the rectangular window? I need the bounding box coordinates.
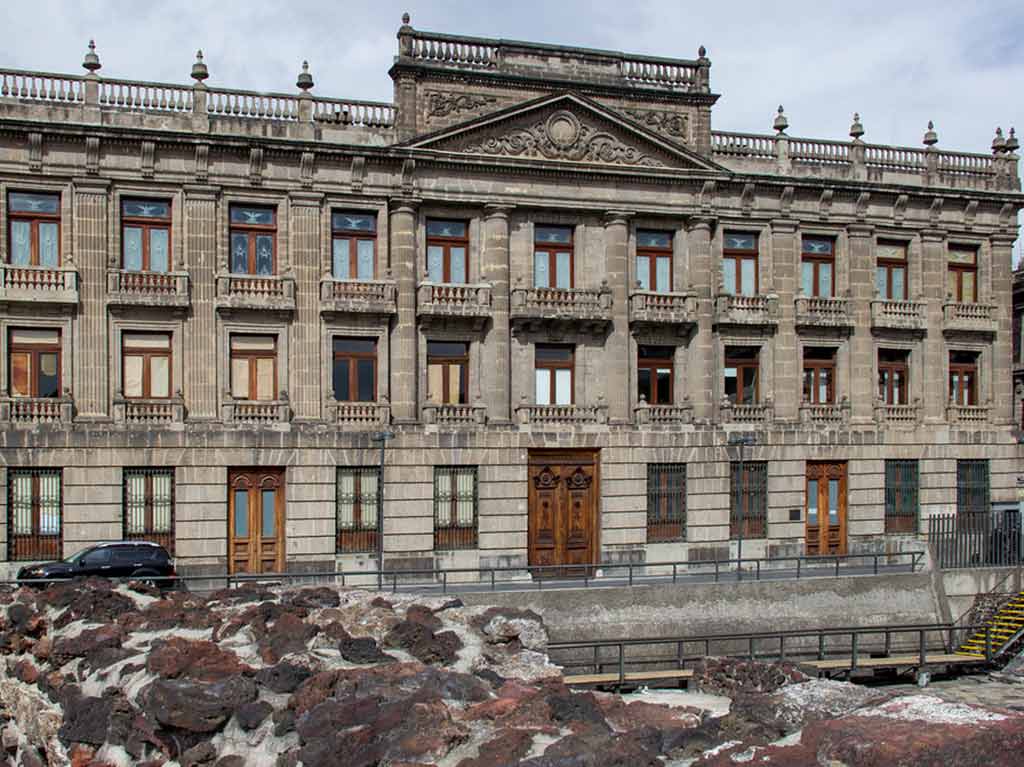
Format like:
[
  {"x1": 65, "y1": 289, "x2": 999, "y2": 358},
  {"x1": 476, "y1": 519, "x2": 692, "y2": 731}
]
[
  {"x1": 122, "y1": 332, "x2": 171, "y2": 399},
  {"x1": 332, "y1": 337, "x2": 377, "y2": 402},
  {"x1": 636, "y1": 230, "x2": 672, "y2": 293},
  {"x1": 875, "y1": 241, "x2": 908, "y2": 300},
  {"x1": 7, "y1": 192, "x2": 60, "y2": 268},
  {"x1": 535, "y1": 344, "x2": 574, "y2": 406},
  {"x1": 948, "y1": 245, "x2": 978, "y2": 303},
  {"x1": 434, "y1": 466, "x2": 477, "y2": 550},
  {"x1": 884, "y1": 460, "x2": 918, "y2": 534},
  {"x1": 7, "y1": 468, "x2": 62, "y2": 561},
  {"x1": 730, "y1": 461, "x2": 767, "y2": 539},
  {"x1": 121, "y1": 199, "x2": 171, "y2": 272},
  {"x1": 956, "y1": 459, "x2": 989, "y2": 517},
  {"x1": 534, "y1": 225, "x2": 573, "y2": 289},
  {"x1": 230, "y1": 335, "x2": 276, "y2": 401},
  {"x1": 878, "y1": 349, "x2": 909, "y2": 405},
  {"x1": 802, "y1": 347, "x2": 836, "y2": 405},
  {"x1": 123, "y1": 468, "x2": 174, "y2": 552},
  {"x1": 229, "y1": 205, "x2": 276, "y2": 275},
  {"x1": 336, "y1": 467, "x2": 379, "y2": 553},
  {"x1": 801, "y1": 236, "x2": 835, "y2": 298},
  {"x1": 949, "y1": 351, "x2": 978, "y2": 406},
  {"x1": 638, "y1": 345, "x2": 673, "y2": 405},
  {"x1": 9, "y1": 328, "x2": 60, "y2": 398},
  {"x1": 724, "y1": 346, "x2": 759, "y2": 405},
  {"x1": 427, "y1": 341, "x2": 468, "y2": 405},
  {"x1": 723, "y1": 233, "x2": 758, "y2": 296},
  {"x1": 647, "y1": 463, "x2": 686, "y2": 542},
  {"x1": 331, "y1": 211, "x2": 377, "y2": 280},
  {"x1": 426, "y1": 219, "x2": 468, "y2": 284}
]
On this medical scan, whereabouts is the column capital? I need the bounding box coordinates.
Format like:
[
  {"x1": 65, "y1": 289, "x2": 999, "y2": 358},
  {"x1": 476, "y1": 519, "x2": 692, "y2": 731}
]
[
  {"x1": 72, "y1": 177, "x2": 111, "y2": 195},
  {"x1": 389, "y1": 197, "x2": 420, "y2": 214},
  {"x1": 920, "y1": 229, "x2": 947, "y2": 243},
  {"x1": 769, "y1": 218, "x2": 799, "y2": 234},
  {"x1": 847, "y1": 223, "x2": 875, "y2": 239},
  {"x1": 183, "y1": 184, "x2": 221, "y2": 201},
  {"x1": 604, "y1": 210, "x2": 636, "y2": 226},
  {"x1": 687, "y1": 215, "x2": 716, "y2": 232},
  {"x1": 484, "y1": 203, "x2": 515, "y2": 220},
  {"x1": 287, "y1": 190, "x2": 324, "y2": 207},
  {"x1": 989, "y1": 232, "x2": 1018, "y2": 247}
]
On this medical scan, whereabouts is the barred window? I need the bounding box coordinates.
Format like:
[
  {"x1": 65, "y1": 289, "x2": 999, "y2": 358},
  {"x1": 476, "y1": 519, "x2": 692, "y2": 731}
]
[
  {"x1": 730, "y1": 462, "x2": 767, "y2": 539},
  {"x1": 957, "y1": 460, "x2": 990, "y2": 517},
  {"x1": 337, "y1": 467, "x2": 379, "y2": 553},
  {"x1": 8, "y1": 469, "x2": 62, "y2": 561},
  {"x1": 434, "y1": 466, "x2": 477, "y2": 550},
  {"x1": 124, "y1": 468, "x2": 174, "y2": 552},
  {"x1": 647, "y1": 464, "x2": 686, "y2": 542},
  {"x1": 885, "y1": 460, "x2": 918, "y2": 534}
]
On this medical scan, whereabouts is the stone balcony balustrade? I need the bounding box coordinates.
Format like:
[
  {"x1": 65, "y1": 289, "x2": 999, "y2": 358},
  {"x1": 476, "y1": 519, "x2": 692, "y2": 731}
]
[
  {"x1": 0, "y1": 395, "x2": 74, "y2": 425},
  {"x1": 422, "y1": 402, "x2": 488, "y2": 427},
  {"x1": 628, "y1": 290, "x2": 698, "y2": 330},
  {"x1": 221, "y1": 397, "x2": 291, "y2": 426},
  {"x1": 107, "y1": 269, "x2": 189, "y2": 309},
  {"x1": 215, "y1": 274, "x2": 296, "y2": 314},
  {"x1": 112, "y1": 394, "x2": 185, "y2": 425},
  {"x1": 946, "y1": 403, "x2": 990, "y2": 425},
  {"x1": 325, "y1": 399, "x2": 391, "y2": 428},
  {"x1": 416, "y1": 282, "x2": 493, "y2": 329},
  {"x1": 794, "y1": 296, "x2": 853, "y2": 332},
  {"x1": 510, "y1": 283, "x2": 613, "y2": 332},
  {"x1": 798, "y1": 397, "x2": 851, "y2": 426},
  {"x1": 0, "y1": 265, "x2": 78, "y2": 308},
  {"x1": 873, "y1": 400, "x2": 921, "y2": 427},
  {"x1": 633, "y1": 397, "x2": 694, "y2": 427},
  {"x1": 719, "y1": 397, "x2": 774, "y2": 425},
  {"x1": 870, "y1": 300, "x2": 927, "y2": 333},
  {"x1": 713, "y1": 293, "x2": 779, "y2": 331},
  {"x1": 942, "y1": 302, "x2": 998, "y2": 336},
  {"x1": 320, "y1": 277, "x2": 397, "y2": 317},
  {"x1": 515, "y1": 399, "x2": 609, "y2": 428}
]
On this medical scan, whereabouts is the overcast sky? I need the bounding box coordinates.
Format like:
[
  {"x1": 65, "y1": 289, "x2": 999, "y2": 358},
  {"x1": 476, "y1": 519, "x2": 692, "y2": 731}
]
[{"x1": 3, "y1": 0, "x2": 1021, "y2": 258}]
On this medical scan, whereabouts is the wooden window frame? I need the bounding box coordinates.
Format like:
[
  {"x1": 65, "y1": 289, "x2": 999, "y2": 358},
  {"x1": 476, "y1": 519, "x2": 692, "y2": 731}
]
[
  {"x1": 332, "y1": 337, "x2": 378, "y2": 403},
  {"x1": 336, "y1": 466, "x2": 380, "y2": 554},
  {"x1": 636, "y1": 230, "x2": 673, "y2": 293},
  {"x1": 801, "y1": 236, "x2": 836, "y2": 298},
  {"x1": 122, "y1": 332, "x2": 172, "y2": 400},
  {"x1": 7, "y1": 468, "x2": 62, "y2": 562},
  {"x1": 647, "y1": 463, "x2": 686, "y2": 542},
  {"x1": 426, "y1": 219, "x2": 469, "y2": 284},
  {"x1": 724, "y1": 347, "x2": 759, "y2": 405},
  {"x1": 722, "y1": 233, "x2": 759, "y2": 295},
  {"x1": 948, "y1": 245, "x2": 978, "y2": 303},
  {"x1": 802, "y1": 348, "x2": 836, "y2": 405},
  {"x1": 884, "y1": 459, "x2": 918, "y2": 534},
  {"x1": 229, "y1": 205, "x2": 277, "y2": 276},
  {"x1": 535, "y1": 344, "x2": 575, "y2": 406},
  {"x1": 9, "y1": 328, "x2": 61, "y2": 398},
  {"x1": 948, "y1": 351, "x2": 978, "y2": 406},
  {"x1": 426, "y1": 341, "x2": 469, "y2": 405},
  {"x1": 331, "y1": 211, "x2": 377, "y2": 280},
  {"x1": 730, "y1": 461, "x2": 767, "y2": 539},
  {"x1": 7, "y1": 191, "x2": 61, "y2": 267},
  {"x1": 534, "y1": 225, "x2": 574, "y2": 289},
  {"x1": 433, "y1": 465, "x2": 478, "y2": 551},
  {"x1": 878, "y1": 349, "x2": 909, "y2": 405},
  {"x1": 230, "y1": 336, "x2": 278, "y2": 401},
  {"x1": 121, "y1": 199, "x2": 172, "y2": 272},
  {"x1": 876, "y1": 241, "x2": 908, "y2": 301},
  {"x1": 637, "y1": 345, "x2": 674, "y2": 405},
  {"x1": 123, "y1": 467, "x2": 175, "y2": 553}
]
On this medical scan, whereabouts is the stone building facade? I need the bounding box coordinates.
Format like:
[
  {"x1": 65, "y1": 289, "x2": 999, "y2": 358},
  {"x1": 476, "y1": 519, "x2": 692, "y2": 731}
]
[{"x1": 0, "y1": 18, "x2": 1020, "y2": 577}]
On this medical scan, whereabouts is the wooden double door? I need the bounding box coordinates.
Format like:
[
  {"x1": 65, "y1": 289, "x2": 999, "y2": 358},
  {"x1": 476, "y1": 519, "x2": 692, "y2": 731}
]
[
  {"x1": 805, "y1": 461, "x2": 847, "y2": 556},
  {"x1": 528, "y1": 450, "x2": 599, "y2": 576},
  {"x1": 228, "y1": 468, "x2": 285, "y2": 574}
]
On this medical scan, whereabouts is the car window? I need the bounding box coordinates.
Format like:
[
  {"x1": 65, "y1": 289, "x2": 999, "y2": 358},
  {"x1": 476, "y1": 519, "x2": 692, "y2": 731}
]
[
  {"x1": 112, "y1": 547, "x2": 140, "y2": 564},
  {"x1": 80, "y1": 548, "x2": 111, "y2": 567}
]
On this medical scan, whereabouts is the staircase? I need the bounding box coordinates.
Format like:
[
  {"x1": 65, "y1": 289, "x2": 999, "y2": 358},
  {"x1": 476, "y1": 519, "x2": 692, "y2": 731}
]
[{"x1": 956, "y1": 591, "x2": 1024, "y2": 659}]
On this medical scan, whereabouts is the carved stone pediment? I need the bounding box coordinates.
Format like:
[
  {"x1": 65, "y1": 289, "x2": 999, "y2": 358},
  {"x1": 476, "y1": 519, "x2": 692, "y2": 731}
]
[{"x1": 406, "y1": 93, "x2": 722, "y2": 172}]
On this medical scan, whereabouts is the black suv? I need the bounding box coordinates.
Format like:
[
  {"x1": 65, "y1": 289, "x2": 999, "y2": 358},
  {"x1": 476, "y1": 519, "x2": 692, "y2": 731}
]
[{"x1": 17, "y1": 541, "x2": 176, "y2": 586}]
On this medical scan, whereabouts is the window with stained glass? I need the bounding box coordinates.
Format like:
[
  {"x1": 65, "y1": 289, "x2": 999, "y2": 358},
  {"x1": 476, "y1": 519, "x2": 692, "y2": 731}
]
[
  {"x1": 332, "y1": 211, "x2": 377, "y2": 280},
  {"x1": 333, "y1": 337, "x2": 377, "y2": 402},
  {"x1": 229, "y1": 205, "x2": 276, "y2": 275},
  {"x1": 9, "y1": 328, "x2": 60, "y2": 399},
  {"x1": 121, "y1": 199, "x2": 171, "y2": 272},
  {"x1": 7, "y1": 192, "x2": 60, "y2": 268},
  {"x1": 723, "y1": 233, "x2": 758, "y2": 296},
  {"x1": 123, "y1": 468, "x2": 174, "y2": 552},
  {"x1": 884, "y1": 460, "x2": 918, "y2": 534},
  {"x1": 337, "y1": 467, "x2": 379, "y2": 553},
  {"x1": 434, "y1": 466, "x2": 477, "y2": 550},
  {"x1": 230, "y1": 335, "x2": 277, "y2": 401},
  {"x1": 426, "y1": 219, "x2": 468, "y2": 284},
  {"x1": 636, "y1": 230, "x2": 672, "y2": 293},
  {"x1": 427, "y1": 341, "x2": 468, "y2": 405},
  {"x1": 534, "y1": 226, "x2": 573, "y2": 289},
  {"x1": 801, "y1": 236, "x2": 835, "y2": 298},
  {"x1": 535, "y1": 344, "x2": 574, "y2": 406},
  {"x1": 122, "y1": 332, "x2": 171, "y2": 399}
]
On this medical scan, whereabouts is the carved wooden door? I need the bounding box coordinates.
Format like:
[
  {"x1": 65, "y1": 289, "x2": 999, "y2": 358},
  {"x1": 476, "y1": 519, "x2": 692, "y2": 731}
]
[
  {"x1": 228, "y1": 468, "x2": 285, "y2": 574},
  {"x1": 528, "y1": 450, "x2": 598, "y2": 577},
  {"x1": 805, "y1": 462, "x2": 847, "y2": 556}
]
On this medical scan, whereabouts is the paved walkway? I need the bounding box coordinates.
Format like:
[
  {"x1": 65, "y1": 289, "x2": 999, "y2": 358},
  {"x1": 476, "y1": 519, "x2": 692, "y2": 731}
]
[{"x1": 885, "y1": 674, "x2": 1024, "y2": 710}]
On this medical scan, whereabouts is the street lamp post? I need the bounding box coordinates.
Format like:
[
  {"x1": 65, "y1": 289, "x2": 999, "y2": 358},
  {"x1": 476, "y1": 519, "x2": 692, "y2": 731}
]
[
  {"x1": 728, "y1": 432, "x2": 757, "y2": 580},
  {"x1": 370, "y1": 430, "x2": 395, "y2": 591}
]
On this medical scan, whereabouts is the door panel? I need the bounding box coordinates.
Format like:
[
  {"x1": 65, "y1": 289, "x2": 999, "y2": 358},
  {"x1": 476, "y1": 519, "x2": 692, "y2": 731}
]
[
  {"x1": 228, "y1": 469, "x2": 285, "y2": 574},
  {"x1": 528, "y1": 451, "x2": 598, "y2": 577},
  {"x1": 805, "y1": 462, "x2": 847, "y2": 556}
]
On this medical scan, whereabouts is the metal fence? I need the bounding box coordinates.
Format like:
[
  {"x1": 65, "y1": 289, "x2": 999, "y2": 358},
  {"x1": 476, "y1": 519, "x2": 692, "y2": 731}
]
[{"x1": 928, "y1": 510, "x2": 1023, "y2": 569}]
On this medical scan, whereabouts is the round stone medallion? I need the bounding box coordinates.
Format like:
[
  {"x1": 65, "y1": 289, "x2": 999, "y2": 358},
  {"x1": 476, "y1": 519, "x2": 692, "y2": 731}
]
[{"x1": 545, "y1": 111, "x2": 581, "y2": 149}]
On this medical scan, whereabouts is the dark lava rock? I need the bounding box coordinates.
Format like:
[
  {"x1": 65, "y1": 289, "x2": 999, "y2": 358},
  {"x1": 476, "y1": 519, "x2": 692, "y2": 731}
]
[
  {"x1": 179, "y1": 740, "x2": 218, "y2": 767},
  {"x1": 142, "y1": 676, "x2": 258, "y2": 733},
  {"x1": 384, "y1": 620, "x2": 462, "y2": 665},
  {"x1": 255, "y1": 661, "x2": 312, "y2": 694},
  {"x1": 547, "y1": 691, "x2": 609, "y2": 728},
  {"x1": 235, "y1": 700, "x2": 274, "y2": 731},
  {"x1": 215, "y1": 757, "x2": 246, "y2": 767},
  {"x1": 6, "y1": 601, "x2": 45, "y2": 636},
  {"x1": 405, "y1": 604, "x2": 442, "y2": 631},
  {"x1": 118, "y1": 593, "x2": 220, "y2": 633},
  {"x1": 339, "y1": 635, "x2": 394, "y2": 665},
  {"x1": 50, "y1": 623, "x2": 125, "y2": 666},
  {"x1": 147, "y1": 637, "x2": 250, "y2": 682},
  {"x1": 285, "y1": 587, "x2": 340, "y2": 609},
  {"x1": 58, "y1": 694, "x2": 113, "y2": 746},
  {"x1": 261, "y1": 611, "x2": 319, "y2": 663},
  {"x1": 456, "y1": 728, "x2": 534, "y2": 767},
  {"x1": 41, "y1": 580, "x2": 136, "y2": 629},
  {"x1": 207, "y1": 583, "x2": 277, "y2": 606},
  {"x1": 273, "y1": 708, "x2": 296, "y2": 737},
  {"x1": 692, "y1": 657, "x2": 808, "y2": 697}
]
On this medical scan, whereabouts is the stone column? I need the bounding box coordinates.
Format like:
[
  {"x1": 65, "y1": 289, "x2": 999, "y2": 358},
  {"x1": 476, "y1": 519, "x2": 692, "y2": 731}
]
[
  {"x1": 71, "y1": 178, "x2": 110, "y2": 418},
  {"x1": 183, "y1": 186, "x2": 220, "y2": 419},
  {"x1": 686, "y1": 217, "x2": 715, "y2": 421},
  {"x1": 991, "y1": 233, "x2": 1016, "y2": 425},
  {"x1": 604, "y1": 212, "x2": 634, "y2": 424},
  {"x1": 389, "y1": 201, "x2": 419, "y2": 423},
  {"x1": 289, "y1": 192, "x2": 323, "y2": 421},
  {"x1": 920, "y1": 230, "x2": 947, "y2": 423},
  {"x1": 770, "y1": 219, "x2": 800, "y2": 422},
  {"x1": 483, "y1": 205, "x2": 513, "y2": 423},
  {"x1": 847, "y1": 225, "x2": 875, "y2": 423}
]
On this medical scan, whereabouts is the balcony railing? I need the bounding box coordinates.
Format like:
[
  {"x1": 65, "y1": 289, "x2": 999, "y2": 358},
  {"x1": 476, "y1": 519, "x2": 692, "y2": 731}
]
[
  {"x1": 874, "y1": 401, "x2": 921, "y2": 427},
  {"x1": 221, "y1": 398, "x2": 291, "y2": 425},
  {"x1": 320, "y1": 278, "x2": 397, "y2": 316},
  {"x1": 947, "y1": 404, "x2": 990, "y2": 425},
  {"x1": 719, "y1": 398, "x2": 774, "y2": 424},
  {"x1": 870, "y1": 300, "x2": 927, "y2": 332},
  {"x1": 515, "y1": 401, "x2": 609, "y2": 427},
  {"x1": 634, "y1": 399, "x2": 694, "y2": 426},
  {"x1": 942, "y1": 302, "x2": 997, "y2": 335},
  {"x1": 422, "y1": 402, "x2": 488, "y2": 426},
  {"x1": 0, "y1": 396, "x2": 73, "y2": 424},
  {"x1": 416, "y1": 282, "x2": 493, "y2": 327},
  {"x1": 107, "y1": 270, "x2": 189, "y2": 308},
  {"x1": 628, "y1": 291, "x2": 698, "y2": 328},
  {"x1": 0, "y1": 265, "x2": 78, "y2": 306},
  {"x1": 713, "y1": 293, "x2": 778, "y2": 328},
  {"x1": 510, "y1": 285, "x2": 613, "y2": 330},
  {"x1": 794, "y1": 296, "x2": 853, "y2": 330},
  {"x1": 798, "y1": 399, "x2": 851, "y2": 426},
  {"x1": 215, "y1": 274, "x2": 295, "y2": 313},
  {"x1": 113, "y1": 396, "x2": 185, "y2": 425},
  {"x1": 325, "y1": 400, "x2": 391, "y2": 427}
]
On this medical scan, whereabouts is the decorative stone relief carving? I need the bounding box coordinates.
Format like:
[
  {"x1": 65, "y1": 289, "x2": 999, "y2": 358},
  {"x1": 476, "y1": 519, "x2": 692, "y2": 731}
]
[
  {"x1": 621, "y1": 108, "x2": 690, "y2": 141},
  {"x1": 300, "y1": 151, "x2": 315, "y2": 188},
  {"x1": 700, "y1": 180, "x2": 716, "y2": 211},
  {"x1": 929, "y1": 196, "x2": 944, "y2": 225},
  {"x1": 140, "y1": 141, "x2": 155, "y2": 178},
  {"x1": 780, "y1": 185, "x2": 794, "y2": 215},
  {"x1": 426, "y1": 91, "x2": 498, "y2": 119},
  {"x1": 351, "y1": 156, "x2": 366, "y2": 193},
  {"x1": 249, "y1": 147, "x2": 264, "y2": 186},
  {"x1": 893, "y1": 194, "x2": 908, "y2": 222},
  {"x1": 855, "y1": 191, "x2": 870, "y2": 220},
  {"x1": 28, "y1": 132, "x2": 43, "y2": 173},
  {"x1": 818, "y1": 188, "x2": 833, "y2": 218},
  {"x1": 964, "y1": 199, "x2": 978, "y2": 227},
  {"x1": 84, "y1": 135, "x2": 99, "y2": 175},
  {"x1": 740, "y1": 183, "x2": 755, "y2": 213},
  {"x1": 194, "y1": 143, "x2": 209, "y2": 183}
]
